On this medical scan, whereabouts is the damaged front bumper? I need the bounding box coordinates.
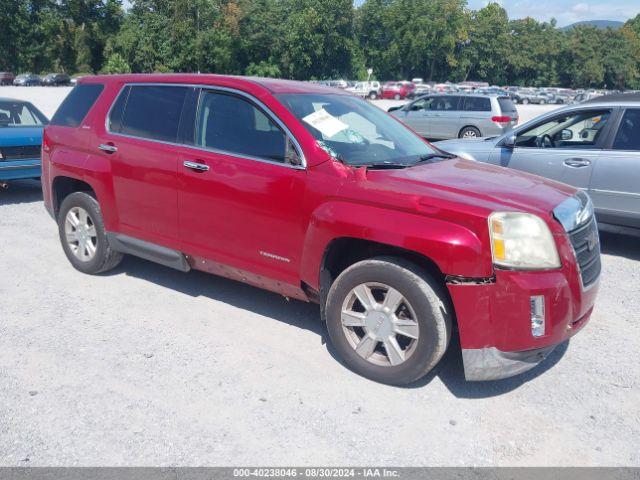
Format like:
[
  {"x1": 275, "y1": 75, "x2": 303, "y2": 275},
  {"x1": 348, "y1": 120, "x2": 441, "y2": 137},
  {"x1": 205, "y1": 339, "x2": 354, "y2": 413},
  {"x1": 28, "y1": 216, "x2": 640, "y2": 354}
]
[{"x1": 461, "y1": 345, "x2": 556, "y2": 381}]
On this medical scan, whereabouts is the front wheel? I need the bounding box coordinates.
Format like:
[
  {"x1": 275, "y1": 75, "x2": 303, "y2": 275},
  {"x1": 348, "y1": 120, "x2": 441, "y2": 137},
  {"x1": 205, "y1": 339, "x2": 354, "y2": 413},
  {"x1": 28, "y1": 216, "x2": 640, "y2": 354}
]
[
  {"x1": 368, "y1": 92, "x2": 378, "y2": 100},
  {"x1": 325, "y1": 257, "x2": 452, "y2": 385},
  {"x1": 58, "y1": 192, "x2": 123, "y2": 274}
]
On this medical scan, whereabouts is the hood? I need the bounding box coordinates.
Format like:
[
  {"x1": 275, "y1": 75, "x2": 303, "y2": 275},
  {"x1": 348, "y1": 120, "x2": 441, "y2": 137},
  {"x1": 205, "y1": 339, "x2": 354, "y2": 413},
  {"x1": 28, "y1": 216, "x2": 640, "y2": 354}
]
[
  {"x1": 0, "y1": 126, "x2": 43, "y2": 147},
  {"x1": 366, "y1": 158, "x2": 576, "y2": 217}
]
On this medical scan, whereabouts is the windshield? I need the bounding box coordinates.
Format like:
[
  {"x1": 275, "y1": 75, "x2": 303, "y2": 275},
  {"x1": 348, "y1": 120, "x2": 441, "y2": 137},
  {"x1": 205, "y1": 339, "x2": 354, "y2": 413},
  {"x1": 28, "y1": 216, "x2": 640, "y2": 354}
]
[
  {"x1": 0, "y1": 101, "x2": 48, "y2": 127},
  {"x1": 277, "y1": 93, "x2": 438, "y2": 166}
]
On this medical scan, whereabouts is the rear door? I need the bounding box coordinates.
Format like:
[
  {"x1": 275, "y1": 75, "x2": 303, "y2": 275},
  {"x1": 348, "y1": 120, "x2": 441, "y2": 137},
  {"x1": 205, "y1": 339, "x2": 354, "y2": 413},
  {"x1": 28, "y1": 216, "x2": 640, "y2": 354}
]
[
  {"x1": 96, "y1": 84, "x2": 189, "y2": 249},
  {"x1": 460, "y1": 96, "x2": 491, "y2": 135},
  {"x1": 589, "y1": 108, "x2": 640, "y2": 229},
  {"x1": 177, "y1": 88, "x2": 307, "y2": 285},
  {"x1": 491, "y1": 108, "x2": 614, "y2": 190}
]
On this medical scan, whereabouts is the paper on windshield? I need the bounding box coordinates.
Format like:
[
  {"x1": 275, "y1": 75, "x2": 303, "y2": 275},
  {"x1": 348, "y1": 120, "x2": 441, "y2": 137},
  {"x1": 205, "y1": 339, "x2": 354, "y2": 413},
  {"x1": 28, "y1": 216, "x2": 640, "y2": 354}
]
[{"x1": 302, "y1": 108, "x2": 349, "y2": 138}]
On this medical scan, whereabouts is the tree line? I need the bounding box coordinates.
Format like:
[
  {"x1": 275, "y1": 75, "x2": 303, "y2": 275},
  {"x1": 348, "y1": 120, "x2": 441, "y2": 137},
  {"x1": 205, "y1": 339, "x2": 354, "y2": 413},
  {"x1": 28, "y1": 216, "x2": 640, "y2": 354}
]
[{"x1": 2, "y1": 0, "x2": 640, "y2": 89}]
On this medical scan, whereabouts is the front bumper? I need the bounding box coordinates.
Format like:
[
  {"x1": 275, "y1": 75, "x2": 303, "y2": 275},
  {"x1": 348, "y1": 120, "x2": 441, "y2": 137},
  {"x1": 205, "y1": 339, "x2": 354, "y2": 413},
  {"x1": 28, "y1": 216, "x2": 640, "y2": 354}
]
[
  {"x1": 447, "y1": 229, "x2": 599, "y2": 381},
  {"x1": 461, "y1": 345, "x2": 557, "y2": 381}
]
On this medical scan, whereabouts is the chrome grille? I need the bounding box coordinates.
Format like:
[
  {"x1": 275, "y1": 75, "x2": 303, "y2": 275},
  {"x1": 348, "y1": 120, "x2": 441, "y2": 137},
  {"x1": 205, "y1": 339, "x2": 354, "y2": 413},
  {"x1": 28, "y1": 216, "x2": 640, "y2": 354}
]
[{"x1": 568, "y1": 217, "x2": 601, "y2": 288}]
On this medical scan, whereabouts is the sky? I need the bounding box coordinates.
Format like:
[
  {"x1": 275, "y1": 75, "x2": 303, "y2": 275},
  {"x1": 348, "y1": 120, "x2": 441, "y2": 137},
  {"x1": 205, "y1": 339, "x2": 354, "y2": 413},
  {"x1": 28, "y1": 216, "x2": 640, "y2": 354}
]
[{"x1": 468, "y1": 0, "x2": 639, "y2": 26}]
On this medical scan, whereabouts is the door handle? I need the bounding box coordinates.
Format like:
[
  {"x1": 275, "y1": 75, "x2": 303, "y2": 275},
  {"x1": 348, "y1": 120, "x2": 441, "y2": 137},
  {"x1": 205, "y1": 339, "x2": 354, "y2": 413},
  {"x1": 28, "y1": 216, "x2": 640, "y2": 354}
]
[
  {"x1": 563, "y1": 158, "x2": 591, "y2": 168},
  {"x1": 183, "y1": 160, "x2": 210, "y2": 172},
  {"x1": 98, "y1": 143, "x2": 117, "y2": 154}
]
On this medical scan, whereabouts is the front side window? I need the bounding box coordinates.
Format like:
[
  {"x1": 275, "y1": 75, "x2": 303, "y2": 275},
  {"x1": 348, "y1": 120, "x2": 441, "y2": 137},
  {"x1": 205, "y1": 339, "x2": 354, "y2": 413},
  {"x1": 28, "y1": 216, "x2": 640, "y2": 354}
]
[
  {"x1": 119, "y1": 86, "x2": 188, "y2": 143},
  {"x1": 277, "y1": 93, "x2": 440, "y2": 166},
  {"x1": 0, "y1": 102, "x2": 47, "y2": 127},
  {"x1": 196, "y1": 91, "x2": 298, "y2": 165},
  {"x1": 612, "y1": 109, "x2": 640, "y2": 151},
  {"x1": 515, "y1": 110, "x2": 611, "y2": 149}
]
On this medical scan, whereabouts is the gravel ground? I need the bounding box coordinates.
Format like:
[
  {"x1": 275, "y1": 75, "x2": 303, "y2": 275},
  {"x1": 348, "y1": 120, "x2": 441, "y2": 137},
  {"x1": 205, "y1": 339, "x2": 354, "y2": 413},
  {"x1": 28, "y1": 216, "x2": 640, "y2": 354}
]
[
  {"x1": 0, "y1": 88, "x2": 638, "y2": 466},
  {"x1": 1, "y1": 181, "x2": 639, "y2": 466}
]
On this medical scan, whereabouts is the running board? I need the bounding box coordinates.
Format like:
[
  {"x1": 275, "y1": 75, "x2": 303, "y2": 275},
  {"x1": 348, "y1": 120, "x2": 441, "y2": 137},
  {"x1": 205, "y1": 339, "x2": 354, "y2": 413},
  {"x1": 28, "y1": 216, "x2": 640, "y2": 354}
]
[{"x1": 107, "y1": 233, "x2": 191, "y2": 272}]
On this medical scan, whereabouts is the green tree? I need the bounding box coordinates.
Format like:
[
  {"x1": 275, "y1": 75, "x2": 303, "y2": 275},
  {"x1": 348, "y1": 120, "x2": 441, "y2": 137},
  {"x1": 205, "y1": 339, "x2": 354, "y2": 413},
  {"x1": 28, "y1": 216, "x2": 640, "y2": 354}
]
[{"x1": 101, "y1": 52, "x2": 131, "y2": 73}]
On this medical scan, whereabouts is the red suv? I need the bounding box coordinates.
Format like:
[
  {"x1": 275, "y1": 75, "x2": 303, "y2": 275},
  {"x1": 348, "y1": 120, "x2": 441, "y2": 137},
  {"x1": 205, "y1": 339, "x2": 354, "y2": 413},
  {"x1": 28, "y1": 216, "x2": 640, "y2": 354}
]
[
  {"x1": 42, "y1": 75, "x2": 600, "y2": 385},
  {"x1": 381, "y1": 81, "x2": 415, "y2": 100}
]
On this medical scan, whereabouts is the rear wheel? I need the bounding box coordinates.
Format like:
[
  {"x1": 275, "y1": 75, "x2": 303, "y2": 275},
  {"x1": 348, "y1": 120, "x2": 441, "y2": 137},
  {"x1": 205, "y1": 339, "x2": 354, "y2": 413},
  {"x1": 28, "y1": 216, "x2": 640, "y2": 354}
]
[
  {"x1": 325, "y1": 257, "x2": 452, "y2": 385},
  {"x1": 459, "y1": 126, "x2": 481, "y2": 139},
  {"x1": 522, "y1": 98, "x2": 529, "y2": 105},
  {"x1": 58, "y1": 192, "x2": 123, "y2": 274},
  {"x1": 368, "y1": 91, "x2": 378, "y2": 100}
]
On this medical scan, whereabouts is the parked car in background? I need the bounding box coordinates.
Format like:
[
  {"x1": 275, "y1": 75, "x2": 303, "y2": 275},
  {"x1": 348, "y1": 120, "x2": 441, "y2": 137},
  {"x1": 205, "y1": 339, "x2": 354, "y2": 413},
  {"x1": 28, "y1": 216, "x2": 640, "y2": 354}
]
[
  {"x1": 0, "y1": 97, "x2": 48, "y2": 184},
  {"x1": 346, "y1": 81, "x2": 381, "y2": 99},
  {"x1": 0, "y1": 72, "x2": 16, "y2": 86},
  {"x1": 42, "y1": 74, "x2": 598, "y2": 384},
  {"x1": 514, "y1": 89, "x2": 547, "y2": 104},
  {"x1": 435, "y1": 93, "x2": 640, "y2": 236},
  {"x1": 390, "y1": 94, "x2": 518, "y2": 139},
  {"x1": 381, "y1": 81, "x2": 415, "y2": 100},
  {"x1": 42, "y1": 73, "x2": 71, "y2": 86},
  {"x1": 13, "y1": 73, "x2": 42, "y2": 87}
]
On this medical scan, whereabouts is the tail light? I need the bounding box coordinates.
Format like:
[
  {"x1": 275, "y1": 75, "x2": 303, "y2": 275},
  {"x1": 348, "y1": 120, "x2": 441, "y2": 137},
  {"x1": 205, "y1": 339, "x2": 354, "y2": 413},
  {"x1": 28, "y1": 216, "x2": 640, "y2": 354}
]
[{"x1": 491, "y1": 116, "x2": 512, "y2": 125}]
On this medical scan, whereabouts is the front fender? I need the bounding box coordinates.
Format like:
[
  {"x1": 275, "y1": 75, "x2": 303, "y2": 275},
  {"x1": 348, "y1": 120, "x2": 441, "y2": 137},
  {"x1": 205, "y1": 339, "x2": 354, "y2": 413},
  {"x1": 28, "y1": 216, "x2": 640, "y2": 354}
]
[{"x1": 300, "y1": 200, "x2": 492, "y2": 290}]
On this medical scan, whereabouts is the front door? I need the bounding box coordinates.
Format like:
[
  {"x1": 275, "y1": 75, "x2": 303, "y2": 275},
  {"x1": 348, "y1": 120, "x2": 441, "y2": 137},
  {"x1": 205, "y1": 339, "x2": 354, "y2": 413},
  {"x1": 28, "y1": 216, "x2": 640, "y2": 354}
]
[
  {"x1": 402, "y1": 96, "x2": 434, "y2": 136},
  {"x1": 178, "y1": 89, "x2": 307, "y2": 285},
  {"x1": 491, "y1": 108, "x2": 615, "y2": 191},
  {"x1": 589, "y1": 108, "x2": 640, "y2": 228}
]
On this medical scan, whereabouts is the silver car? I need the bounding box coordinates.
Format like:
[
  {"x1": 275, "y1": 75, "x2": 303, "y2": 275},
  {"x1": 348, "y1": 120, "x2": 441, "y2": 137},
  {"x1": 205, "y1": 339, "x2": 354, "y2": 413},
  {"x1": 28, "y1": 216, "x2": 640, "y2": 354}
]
[
  {"x1": 389, "y1": 94, "x2": 518, "y2": 140},
  {"x1": 435, "y1": 94, "x2": 640, "y2": 235}
]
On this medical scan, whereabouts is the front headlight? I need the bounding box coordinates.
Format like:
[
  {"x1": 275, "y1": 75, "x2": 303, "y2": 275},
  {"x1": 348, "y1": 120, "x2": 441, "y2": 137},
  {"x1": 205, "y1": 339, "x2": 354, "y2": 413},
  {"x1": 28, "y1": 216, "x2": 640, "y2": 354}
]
[{"x1": 489, "y1": 212, "x2": 561, "y2": 270}]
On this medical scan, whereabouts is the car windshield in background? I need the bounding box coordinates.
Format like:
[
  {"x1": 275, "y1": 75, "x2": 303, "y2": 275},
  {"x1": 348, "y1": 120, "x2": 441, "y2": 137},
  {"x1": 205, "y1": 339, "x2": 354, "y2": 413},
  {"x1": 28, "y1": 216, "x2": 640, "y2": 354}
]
[
  {"x1": 0, "y1": 101, "x2": 47, "y2": 127},
  {"x1": 277, "y1": 93, "x2": 439, "y2": 167}
]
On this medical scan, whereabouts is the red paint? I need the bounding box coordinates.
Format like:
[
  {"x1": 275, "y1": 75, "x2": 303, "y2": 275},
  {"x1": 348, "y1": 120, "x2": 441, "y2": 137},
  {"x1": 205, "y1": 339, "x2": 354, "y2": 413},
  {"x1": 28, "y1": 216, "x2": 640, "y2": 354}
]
[{"x1": 42, "y1": 74, "x2": 598, "y2": 356}]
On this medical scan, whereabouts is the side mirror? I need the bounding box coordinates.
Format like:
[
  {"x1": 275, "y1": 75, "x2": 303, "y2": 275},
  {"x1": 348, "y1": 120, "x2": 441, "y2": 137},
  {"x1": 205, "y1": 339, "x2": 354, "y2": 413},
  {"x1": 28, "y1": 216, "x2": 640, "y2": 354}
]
[
  {"x1": 560, "y1": 129, "x2": 573, "y2": 141},
  {"x1": 502, "y1": 134, "x2": 517, "y2": 148}
]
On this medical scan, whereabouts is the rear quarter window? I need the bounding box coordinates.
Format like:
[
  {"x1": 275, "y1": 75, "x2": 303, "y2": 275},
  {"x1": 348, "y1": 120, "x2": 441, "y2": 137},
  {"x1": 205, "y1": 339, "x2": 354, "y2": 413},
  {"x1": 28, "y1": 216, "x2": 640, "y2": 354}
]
[
  {"x1": 462, "y1": 97, "x2": 491, "y2": 112},
  {"x1": 50, "y1": 84, "x2": 104, "y2": 127}
]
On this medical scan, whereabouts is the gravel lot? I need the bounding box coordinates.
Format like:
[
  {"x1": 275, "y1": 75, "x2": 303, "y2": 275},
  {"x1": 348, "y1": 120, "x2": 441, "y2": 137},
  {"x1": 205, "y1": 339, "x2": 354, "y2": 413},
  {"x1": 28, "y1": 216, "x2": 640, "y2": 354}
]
[{"x1": 0, "y1": 87, "x2": 638, "y2": 467}]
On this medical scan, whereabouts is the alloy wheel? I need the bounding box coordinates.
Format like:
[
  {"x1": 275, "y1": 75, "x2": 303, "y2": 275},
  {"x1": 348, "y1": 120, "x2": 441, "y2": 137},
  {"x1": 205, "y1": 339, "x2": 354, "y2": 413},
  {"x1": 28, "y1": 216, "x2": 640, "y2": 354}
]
[
  {"x1": 341, "y1": 282, "x2": 420, "y2": 367},
  {"x1": 64, "y1": 207, "x2": 98, "y2": 262}
]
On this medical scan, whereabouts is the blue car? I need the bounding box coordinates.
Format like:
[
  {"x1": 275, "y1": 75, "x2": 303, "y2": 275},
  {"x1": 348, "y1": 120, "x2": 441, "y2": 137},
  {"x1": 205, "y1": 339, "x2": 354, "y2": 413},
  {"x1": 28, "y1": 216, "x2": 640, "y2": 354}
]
[{"x1": 0, "y1": 98, "x2": 48, "y2": 184}]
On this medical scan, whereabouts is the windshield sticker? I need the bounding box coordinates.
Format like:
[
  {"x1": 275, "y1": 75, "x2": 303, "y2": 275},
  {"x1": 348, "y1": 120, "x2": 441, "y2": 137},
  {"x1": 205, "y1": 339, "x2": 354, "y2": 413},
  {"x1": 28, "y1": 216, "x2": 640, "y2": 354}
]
[{"x1": 302, "y1": 109, "x2": 349, "y2": 138}]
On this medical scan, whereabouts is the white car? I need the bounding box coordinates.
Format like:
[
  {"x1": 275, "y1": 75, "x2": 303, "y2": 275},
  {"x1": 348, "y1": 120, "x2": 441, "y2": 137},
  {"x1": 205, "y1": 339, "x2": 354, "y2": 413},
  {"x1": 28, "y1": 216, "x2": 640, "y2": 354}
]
[{"x1": 346, "y1": 81, "x2": 382, "y2": 99}]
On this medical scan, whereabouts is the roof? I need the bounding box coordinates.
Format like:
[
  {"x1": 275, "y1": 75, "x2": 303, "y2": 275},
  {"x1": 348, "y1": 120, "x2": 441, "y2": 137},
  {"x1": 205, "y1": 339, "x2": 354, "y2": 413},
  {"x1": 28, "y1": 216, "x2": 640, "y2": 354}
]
[
  {"x1": 81, "y1": 73, "x2": 347, "y2": 95},
  {"x1": 584, "y1": 93, "x2": 640, "y2": 104},
  {"x1": 0, "y1": 97, "x2": 29, "y2": 103}
]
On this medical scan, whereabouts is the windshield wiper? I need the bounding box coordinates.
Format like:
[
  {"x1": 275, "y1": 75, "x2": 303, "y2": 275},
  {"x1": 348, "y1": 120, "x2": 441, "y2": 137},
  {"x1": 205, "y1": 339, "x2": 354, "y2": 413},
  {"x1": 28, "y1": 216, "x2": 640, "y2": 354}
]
[
  {"x1": 413, "y1": 152, "x2": 456, "y2": 165},
  {"x1": 360, "y1": 162, "x2": 410, "y2": 170}
]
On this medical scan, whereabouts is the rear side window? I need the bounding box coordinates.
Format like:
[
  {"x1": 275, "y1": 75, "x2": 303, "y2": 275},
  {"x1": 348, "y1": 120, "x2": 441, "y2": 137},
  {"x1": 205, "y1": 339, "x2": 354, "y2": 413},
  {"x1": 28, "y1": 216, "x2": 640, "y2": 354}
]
[
  {"x1": 498, "y1": 98, "x2": 517, "y2": 113},
  {"x1": 612, "y1": 109, "x2": 640, "y2": 151},
  {"x1": 463, "y1": 97, "x2": 491, "y2": 112},
  {"x1": 50, "y1": 84, "x2": 103, "y2": 127},
  {"x1": 119, "y1": 86, "x2": 188, "y2": 142}
]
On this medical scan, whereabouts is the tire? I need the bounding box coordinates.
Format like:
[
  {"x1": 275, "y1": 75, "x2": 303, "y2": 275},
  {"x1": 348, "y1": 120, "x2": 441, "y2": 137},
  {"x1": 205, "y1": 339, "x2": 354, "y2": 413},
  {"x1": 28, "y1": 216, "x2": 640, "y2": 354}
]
[
  {"x1": 394, "y1": 93, "x2": 401, "y2": 100},
  {"x1": 58, "y1": 191, "x2": 123, "y2": 274},
  {"x1": 540, "y1": 100, "x2": 546, "y2": 105},
  {"x1": 522, "y1": 98, "x2": 529, "y2": 105},
  {"x1": 368, "y1": 92, "x2": 378, "y2": 100},
  {"x1": 325, "y1": 256, "x2": 452, "y2": 385},
  {"x1": 459, "y1": 126, "x2": 481, "y2": 139}
]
